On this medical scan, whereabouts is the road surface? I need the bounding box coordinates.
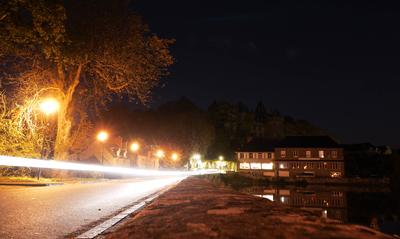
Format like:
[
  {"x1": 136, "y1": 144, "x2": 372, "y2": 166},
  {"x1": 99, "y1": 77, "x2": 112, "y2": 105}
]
[{"x1": 0, "y1": 176, "x2": 184, "y2": 239}]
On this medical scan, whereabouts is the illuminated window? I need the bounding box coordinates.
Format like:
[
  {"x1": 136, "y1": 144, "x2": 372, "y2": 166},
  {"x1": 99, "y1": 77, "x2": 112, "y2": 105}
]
[
  {"x1": 258, "y1": 153, "x2": 263, "y2": 159},
  {"x1": 250, "y1": 163, "x2": 262, "y2": 170},
  {"x1": 293, "y1": 151, "x2": 298, "y2": 157},
  {"x1": 279, "y1": 163, "x2": 288, "y2": 169},
  {"x1": 319, "y1": 150, "x2": 325, "y2": 158},
  {"x1": 239, "y1": 163, "x2": 250, "y2": 169},
  {"x1": 262, "y1": 162, "x2": 273, "y2": 170},
  {"x1": 332, "y1": 150, "x2": 337, "y2": 158},
  {"x1": 280, "y1": 196, "x2": 289, "y2": 204},
  {"x1": 330, "y1": 172, "x2": 341, "y2": 178},
  {"x1": 281, "y1": 150, "x2": 286, "y2": 158},
  {"x1": 249, "y1": 153, "x2": 253, "y2": 159},
  {"x1": 267, "y1": 153, "x2": 272, "y2": 159},
  {"x1": 306, "y1": 150, "x2": 311, "y2": 158},
  {"x1": 238, "y1": 153, "x2": 244, "y2": 159},
  {"x1": 262, "y1": 194, "x2": 274, "y2": 201}
]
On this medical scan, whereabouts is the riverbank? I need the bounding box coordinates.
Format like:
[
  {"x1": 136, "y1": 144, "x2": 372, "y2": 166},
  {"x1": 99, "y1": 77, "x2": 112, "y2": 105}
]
[{"x1": 99, "y1": 176, "x2": 391, "y2": 239}]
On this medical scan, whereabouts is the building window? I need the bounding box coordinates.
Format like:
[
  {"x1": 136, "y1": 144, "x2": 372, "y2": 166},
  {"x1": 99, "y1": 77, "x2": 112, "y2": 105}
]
[
  {"x1": 319, "y1": 150, "x2": 325, "y2": 158},
  {"x1": 250, "y1": 163, "x2": 262, "y2": 170},
  {"x1": 262, "y1": 163, "x2": 273, "y2": 170},
  {"x1": 239, "y1": 163, "x2": 250, "y2": 169},
  {"x1": 330, "y1": 172, "x2": 342, "y2": 178},
  {"x1": 238, "y1": 153, "x2": 244, "y2": 159},
  {"x1": 249, "y1": 153, "x2": 253, "y2": 159},
  {"x1": 306, "y1": 150, "x2": 311, "y2": 158},
  {"x1": 267, "y1": 153, "x2": 272, "y2": 159},
  {"x1": 332, "y1": 150, "x2": 337, "y2": 158},
  {"x1": 258, "y1": 153, "x2": 263, "y2": 159},
  {"x1": 293, "y1": 151, "x2": 298, "y2": 158},
  {"x1": 281, "y1": 150, "x2": 286, "y2": 158},
  {"x1": 279, "y1": 162, "x2": 288, "y2": 169}
]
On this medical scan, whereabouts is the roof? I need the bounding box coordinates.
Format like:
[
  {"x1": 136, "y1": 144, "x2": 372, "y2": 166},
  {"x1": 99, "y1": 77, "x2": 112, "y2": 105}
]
[
  {"x1": 277, "y1": 136, "x2": 339, "y2": 148},
  {"x1": 238, "y1": 138, "x2": 278, "y2": 152}
]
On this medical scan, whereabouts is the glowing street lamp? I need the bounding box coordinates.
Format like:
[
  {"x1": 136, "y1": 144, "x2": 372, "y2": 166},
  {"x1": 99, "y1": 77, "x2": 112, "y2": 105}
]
[
  {"x1": 192, "y1": 153, "x2": 201, "y2": 161},
  {"x1": 97, "y1": 131, "x2": 108, "y2": 142},
  {"x1": 130, "y1": 142, "x2": 140, "y2": 167},
  {"x1": 130, "y1": 142, "x2": 140, "y2": 152},
  {"x1": 191, "y1": 153, "x2": 202, "y2": 169},
  {"x1": 97, "y1": 131, "x2": 109, "y2": 167},
  {"x1": 155, "y1": 149, "x2": 165, "y2": 158},
  {"x1": 171, "y1": 152, "x2": 179, "y2": 161},
  {"x1": 219, "y1": 155, "x2": 224, "y2": 161},
  {"x1": 39, "y1": 98, "x2": 60, "y2": 116}
]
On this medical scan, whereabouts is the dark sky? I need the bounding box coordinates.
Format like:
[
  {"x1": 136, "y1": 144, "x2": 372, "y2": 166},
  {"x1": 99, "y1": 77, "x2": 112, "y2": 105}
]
[{"x1": 133, "y1": 0, "x2": 400, "y2": 147}]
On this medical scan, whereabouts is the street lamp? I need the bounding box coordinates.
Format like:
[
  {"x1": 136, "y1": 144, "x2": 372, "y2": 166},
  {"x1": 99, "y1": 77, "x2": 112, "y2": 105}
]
[
  {"x1": 219, "y1": 155, "x2": 224, "y2": 161},
  {"x1": 171, "y1": 152, "x2": 179, "y2": 161},
  {"x1": 96, "y1": 131, "x2": 108, "y2": 166},
  {"x1": 130, "y1": 142, "x2": 140, "y2": 167},
  {"x1": 155, "y1": 149, "x2": 165, "y2": 158},
  {"x1": 191, "y1": 153, "x2": 202, "y2": 169},
  {"x1": 39, "y1": 98, "x2": 60, "y2": 116},
  {"x1": 37, "y1": 98, "x2": 59, "y2": 180},
  {"x1": 130, "y1": 142, "x2": 140, "y2": 152}
]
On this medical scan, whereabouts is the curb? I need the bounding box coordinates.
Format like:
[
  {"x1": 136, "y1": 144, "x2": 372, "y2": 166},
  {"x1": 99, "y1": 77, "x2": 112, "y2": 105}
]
[
  {"x1": 0, "y1": 182, "x2": 64, "y2": 187},
  {"x1": 76, "y1": 181, "x2": 180, "y2": 239}
]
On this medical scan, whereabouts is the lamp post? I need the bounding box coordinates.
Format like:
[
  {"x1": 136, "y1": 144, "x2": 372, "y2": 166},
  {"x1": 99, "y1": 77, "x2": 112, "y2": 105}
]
[
  {"x1": 130, "y1": 142, "x2": 140, "y2": 167},
  {"x1": 96, "y1": 131, "x2": 108, "y2": 165},
  {"x1": 37, "y1": 98, "x2": 60, "y2": 180},
  {"x1": 155, "y1": 149, "x2": 164, "y2": 169}
]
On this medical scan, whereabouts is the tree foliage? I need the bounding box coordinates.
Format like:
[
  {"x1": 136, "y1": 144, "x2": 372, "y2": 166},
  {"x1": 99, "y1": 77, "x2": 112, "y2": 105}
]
[
  {"x1": 0, "y1": 0, "x2": 174, "y2": 159},
  {"x1": 103, "y1": 98, "x2": 325, "y2": 163}
]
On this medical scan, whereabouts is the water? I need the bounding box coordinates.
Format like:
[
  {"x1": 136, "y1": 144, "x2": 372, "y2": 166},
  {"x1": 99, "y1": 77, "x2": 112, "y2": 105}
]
[{"x1": 237, "y1": 184, "x2": 400, "y2": 236}]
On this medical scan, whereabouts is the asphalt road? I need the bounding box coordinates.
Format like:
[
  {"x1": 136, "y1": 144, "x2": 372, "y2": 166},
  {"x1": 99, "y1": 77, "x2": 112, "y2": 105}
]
[{"x1": 0, "y1": 176, "x2": 184, "y2": 239}]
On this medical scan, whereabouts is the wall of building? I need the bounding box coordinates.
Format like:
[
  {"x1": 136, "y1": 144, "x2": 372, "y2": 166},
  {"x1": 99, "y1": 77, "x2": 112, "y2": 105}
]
[
  {"x1": 275, "y1": 148, "x2": 344, "y2": 178},
  {"x1": 236, "y1": 147, "x2": 345, "y2": 178}
]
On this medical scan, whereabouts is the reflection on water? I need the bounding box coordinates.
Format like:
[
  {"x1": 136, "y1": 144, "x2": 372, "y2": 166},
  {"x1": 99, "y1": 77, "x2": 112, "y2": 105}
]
[{"x1": 239, "y1": 185, "x2": 400, "y2": 236}]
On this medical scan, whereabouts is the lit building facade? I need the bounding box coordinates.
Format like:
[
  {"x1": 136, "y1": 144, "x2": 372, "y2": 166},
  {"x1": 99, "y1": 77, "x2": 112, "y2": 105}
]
[
  {"x1": 236, "y1": 139, "x2": 277, "y2": 177},
  {"x1": 236, "y1": 136, "x2": 345, "y2": 178}
]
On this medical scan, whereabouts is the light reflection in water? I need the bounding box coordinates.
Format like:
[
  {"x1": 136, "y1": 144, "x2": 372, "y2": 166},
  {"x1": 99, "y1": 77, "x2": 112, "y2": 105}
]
[{"x1": 247, "y1": 185, "x2": 399, "y2": 236}]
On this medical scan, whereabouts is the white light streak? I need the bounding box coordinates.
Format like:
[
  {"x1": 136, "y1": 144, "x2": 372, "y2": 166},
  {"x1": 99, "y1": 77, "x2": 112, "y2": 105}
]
[{"x1": 0, "y1": 155, "x2": 218, "y2": 177}]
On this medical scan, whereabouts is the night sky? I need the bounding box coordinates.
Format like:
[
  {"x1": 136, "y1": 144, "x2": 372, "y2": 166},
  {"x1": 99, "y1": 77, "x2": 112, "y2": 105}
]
[{"x1": 134, "y1": 0, "x2": 400, "y2": 147}]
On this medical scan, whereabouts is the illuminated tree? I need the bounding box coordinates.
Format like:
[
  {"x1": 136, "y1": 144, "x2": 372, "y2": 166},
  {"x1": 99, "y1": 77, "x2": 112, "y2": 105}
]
[{"x1": 0, "y1": 0, "x2": 174, "y2": 159}]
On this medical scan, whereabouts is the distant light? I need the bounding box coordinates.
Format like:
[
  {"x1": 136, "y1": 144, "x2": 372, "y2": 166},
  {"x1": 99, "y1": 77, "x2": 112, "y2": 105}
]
[
  {"x1": 262, "y1": 194, "x2": 274, "y2": 201},
  {"x1": 218, "y1": 156, "x2": 224, "y2": 161},
  {"x1": 192, "y1": 154, "x2": 201, "y2": 160},
  {"x1": 156, "y1": 149, "x2": 165, "y2": 158},
  {"x1": 39, "y1": 98, "x2": 59, "y2": 115},
  {"x1": 130, "y1": 142, "x2": 140, "y2": 152},
  {"x1": 171, "y1": 152, "x2": 179, "y2": 161},
  {"x1": 97, "y1": 131, "x2": 108, "y2": 142}
]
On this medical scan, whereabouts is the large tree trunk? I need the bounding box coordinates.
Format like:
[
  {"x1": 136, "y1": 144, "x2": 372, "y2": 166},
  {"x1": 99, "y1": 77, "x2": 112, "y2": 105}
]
[{"x1": 54, "y1": 65, "x2": 82, "y2": 160}]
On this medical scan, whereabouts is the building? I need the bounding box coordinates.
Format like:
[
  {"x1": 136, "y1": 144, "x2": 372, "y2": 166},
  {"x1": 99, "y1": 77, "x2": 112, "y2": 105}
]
[
  {"x1": 275, "y1": 136, "x2": 344, "y2": 178},
  {"x1": 236, "y1": 136, "x2": 344, "y2": 178},
  {"x1": 236, "y1": 138, "x2": 278, "y2": 177}
]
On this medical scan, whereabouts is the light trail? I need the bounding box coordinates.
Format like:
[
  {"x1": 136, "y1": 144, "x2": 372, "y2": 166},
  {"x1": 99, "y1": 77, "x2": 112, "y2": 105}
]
[{"x1": 0, "y1": 155, "x2": 218, "y2": 177}]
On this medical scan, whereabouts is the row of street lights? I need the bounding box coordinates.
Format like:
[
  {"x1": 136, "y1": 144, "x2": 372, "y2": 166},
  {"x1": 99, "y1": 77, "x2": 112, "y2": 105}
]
[
  {"x1": 37, "y1": 98, "x2": 219, "y2": 171},
  {"x1": 95, "y1": 130, "x2": 180, "y2": 166}
]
